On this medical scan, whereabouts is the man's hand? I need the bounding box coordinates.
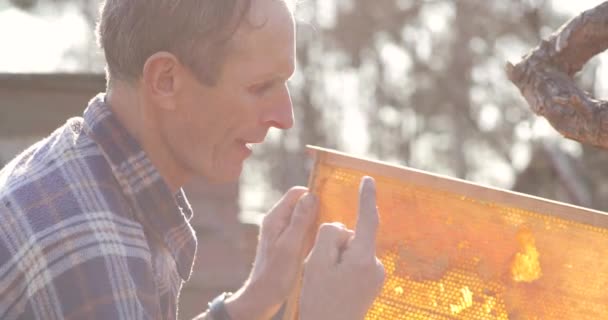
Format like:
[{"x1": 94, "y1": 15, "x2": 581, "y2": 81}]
[
  {"x1": 300, "y1": 176, "x2": 386, "y2": 320},
  {"x1": 225, "y1": 187, "x2": 318, "y2": 320}
]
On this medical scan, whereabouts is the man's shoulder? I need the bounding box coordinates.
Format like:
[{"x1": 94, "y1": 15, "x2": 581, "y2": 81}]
[
  {"x1": 0, "y1": 118, "x2": 152, "y2": 316},
  {"x1": 0, "y1": 117, "x2": 97, "y2": 193},
  {"x1": 1, "y1": 116, "x2": 126, "y2": 211},
  {"x1": 0, "y1": 133, "x2": 153, "y2": 320},
  {"x1": 0, "y1": 116, "x2": 148, "y2": 264}
]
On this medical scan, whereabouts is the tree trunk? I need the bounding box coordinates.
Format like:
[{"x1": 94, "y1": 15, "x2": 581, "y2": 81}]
[{"x1": 506, "y1": 1, "x2": 608, "y2": 149}]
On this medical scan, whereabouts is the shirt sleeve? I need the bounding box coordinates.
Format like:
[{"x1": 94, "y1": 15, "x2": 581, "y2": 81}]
[{"x1": 1, "y1": 212, "x2": 159, "y2": 320}]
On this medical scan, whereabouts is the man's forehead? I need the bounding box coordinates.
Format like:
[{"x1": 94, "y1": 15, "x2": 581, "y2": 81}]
[
  {"x1": 235, "y1": 0, "x2": 294, "y2": 37},
  {"x1": 229, "y1": 0, "x2": 295, "y2": 57},
  {"x1": 248, "y1": 0, "x2": 293, "y2": 24}
]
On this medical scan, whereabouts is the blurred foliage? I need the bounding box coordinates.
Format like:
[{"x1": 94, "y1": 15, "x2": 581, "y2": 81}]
[
  {"x1": 8, "y1": 0, "x2": 608, "y2": 211},
  {"x1": 10, "y1": 0, "x2": 37, "y2": 10},
  {"x1": 254, "y1": 0, "x2": 608, "y2": 211}
]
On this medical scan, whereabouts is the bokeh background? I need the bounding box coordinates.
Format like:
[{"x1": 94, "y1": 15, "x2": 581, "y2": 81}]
[{"x1": 1, "y1": 0, "x2": 608, "y2": 318}]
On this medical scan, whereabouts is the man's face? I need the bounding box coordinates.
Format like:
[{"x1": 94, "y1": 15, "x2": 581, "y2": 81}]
[{"x1": 161, "y1": 0, "x2": 296, "y2": 183}]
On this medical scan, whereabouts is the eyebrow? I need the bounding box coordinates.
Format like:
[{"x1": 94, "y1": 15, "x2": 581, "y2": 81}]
[{"x1": 252, "y1": 66, "x2": 295, "y2": 84}]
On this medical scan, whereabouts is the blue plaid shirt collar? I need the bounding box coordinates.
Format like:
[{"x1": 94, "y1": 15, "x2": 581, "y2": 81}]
[{"x1": 82, "y1": 93, "x2": 197, "y2": 281}]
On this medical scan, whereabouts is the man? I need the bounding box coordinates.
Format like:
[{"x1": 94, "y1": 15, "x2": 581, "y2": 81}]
[{"x1": 0, "y1": 0, "x2": 385, "y2": 319}]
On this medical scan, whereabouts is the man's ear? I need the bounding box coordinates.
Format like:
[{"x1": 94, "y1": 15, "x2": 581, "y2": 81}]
[{"x1": 142, "y1": 52, "x2": 182, "y2": 111}]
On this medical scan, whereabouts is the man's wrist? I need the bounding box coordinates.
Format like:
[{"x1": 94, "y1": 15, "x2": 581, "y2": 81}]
[
  {"x1": 208, "y1": 292, "x2": 234, "y2": 320},
  {"x1": 224, "y1": 283, "x2": 280, "y2": 320}
]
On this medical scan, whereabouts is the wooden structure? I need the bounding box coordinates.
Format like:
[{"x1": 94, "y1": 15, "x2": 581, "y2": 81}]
[{"x1": 0, "y1": 73, "x2": 104, "y2": 137}]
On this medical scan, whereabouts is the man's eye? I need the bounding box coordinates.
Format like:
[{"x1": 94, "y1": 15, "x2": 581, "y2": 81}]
[{"x1": 251, "y1": 81, "x2": 274, "y2": 95}]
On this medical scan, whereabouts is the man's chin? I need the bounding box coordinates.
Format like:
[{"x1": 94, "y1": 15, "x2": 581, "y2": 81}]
[{"x1": 199, "y1": 164, "x2": 244, "y2": 184}]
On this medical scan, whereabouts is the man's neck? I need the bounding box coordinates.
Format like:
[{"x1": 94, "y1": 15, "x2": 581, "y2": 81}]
[{"x1": 105, "y1": 82, "x2": 189, "y2": 194}]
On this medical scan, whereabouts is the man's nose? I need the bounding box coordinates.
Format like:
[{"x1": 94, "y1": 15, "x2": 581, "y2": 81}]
[{"x1": 262, "y1": 91, "x2": 294, "y2": 130}]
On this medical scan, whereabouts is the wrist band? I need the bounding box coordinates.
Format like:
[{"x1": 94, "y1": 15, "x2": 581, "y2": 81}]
[{"x1": 208, "y1": 292, "x2": 233, "y2": 320}]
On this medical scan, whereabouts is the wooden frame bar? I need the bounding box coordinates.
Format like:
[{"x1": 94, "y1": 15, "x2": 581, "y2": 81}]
[{"x1": 306, "y1": 145, "x2": 608, "y2": 228}]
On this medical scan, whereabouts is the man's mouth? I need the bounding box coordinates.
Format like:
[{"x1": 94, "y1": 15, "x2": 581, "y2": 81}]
[
  {"x1": 236, "y1": 139, "x2": 259, "y2": 152},
  {"x1": 238, "y1": 138, "x2": 264, "y2": 146}
]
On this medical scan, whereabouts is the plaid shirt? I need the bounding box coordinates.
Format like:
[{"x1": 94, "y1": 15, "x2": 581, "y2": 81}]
[{"x1": 0, "y1": 94, "x2": 198, "y2": 320}]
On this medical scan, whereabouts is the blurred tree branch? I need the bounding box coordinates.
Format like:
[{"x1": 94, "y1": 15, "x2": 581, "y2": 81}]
[
  {"x1": 542, "y1": 142, "x2": 592, "y2": 207},
  {"x1": 507, "y1": 1, "x2": 608, "y2": 150},
  {"x1": 10, "y1": 0, "x2": 36, "y2": 9},
  {"x1": 10, "y1": 0, "x2": 86, "y2": 9}
]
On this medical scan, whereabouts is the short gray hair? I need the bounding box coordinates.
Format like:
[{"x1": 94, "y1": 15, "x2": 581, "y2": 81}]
[{"x1": 97, "y1": 0, "x2": 255, "y2": 86}]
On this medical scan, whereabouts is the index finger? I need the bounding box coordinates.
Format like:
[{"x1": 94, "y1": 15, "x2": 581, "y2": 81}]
[{"x1": 351, "y1": 176, "x2": 380, "y2": 257}]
